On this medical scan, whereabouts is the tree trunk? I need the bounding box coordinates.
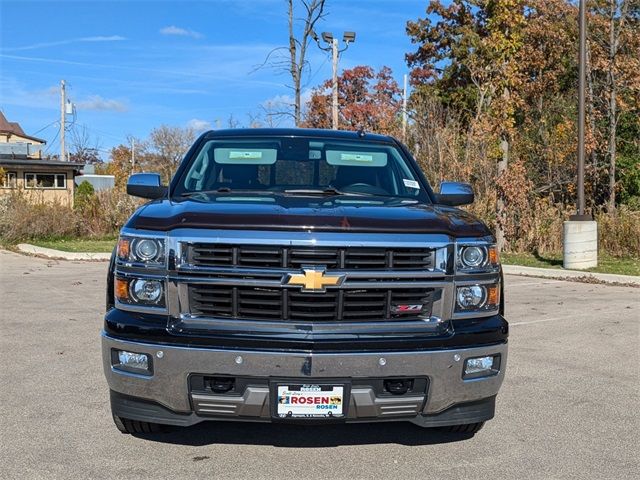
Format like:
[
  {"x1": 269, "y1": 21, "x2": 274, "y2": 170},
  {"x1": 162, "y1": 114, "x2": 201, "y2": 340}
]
[
  {"x1": 496, "y1": 134, "x2": 509, "y2": 252},
  {"x1": 496, "y1": 87, "x2": 510, "y2": 253},
  {"x1": 607, "y1": 0, "x2": 619, "y2": 212}
]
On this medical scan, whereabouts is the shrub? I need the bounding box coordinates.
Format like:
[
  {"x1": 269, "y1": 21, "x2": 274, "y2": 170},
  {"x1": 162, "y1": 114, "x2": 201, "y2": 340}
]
[
  {"x1": 0, "y1": 188, "x2": 140, "y2": 243},
  {"x1": 596, "y1": 207, "x2": 640, "y2": 258},
  {"x1": 74, "y1": 180, "x2": 96, "y2": 212},
  {"x1": 0, "y1": 191, "x2": 80, "y2": 243}
]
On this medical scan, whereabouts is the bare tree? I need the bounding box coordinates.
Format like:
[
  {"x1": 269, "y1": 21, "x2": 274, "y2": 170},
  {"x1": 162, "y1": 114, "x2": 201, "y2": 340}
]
[
  {"x1": 146, "y1": 125, "x2": 196, "y2": 183},
  {"x1": 256, "y1": 0, "x2": 326, "y2": 125},
  {"x1": 69, "y1": 125, "x2": 102, "y2": 164}
]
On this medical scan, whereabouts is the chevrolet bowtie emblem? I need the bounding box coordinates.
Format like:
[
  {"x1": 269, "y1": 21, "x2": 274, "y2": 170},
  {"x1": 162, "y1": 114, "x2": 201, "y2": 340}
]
[{"x1": 285, "y1": 267, "x2": 344, "y2": 292}]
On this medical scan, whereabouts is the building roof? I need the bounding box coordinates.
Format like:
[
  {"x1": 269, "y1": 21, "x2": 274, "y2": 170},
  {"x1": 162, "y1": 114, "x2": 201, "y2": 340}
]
[
  {"x1": 0, "y1": 155, "x2": 83, "y2": 170},
  {"x1": 0, "y1": 111, "x2": 47, "y2": 144}
]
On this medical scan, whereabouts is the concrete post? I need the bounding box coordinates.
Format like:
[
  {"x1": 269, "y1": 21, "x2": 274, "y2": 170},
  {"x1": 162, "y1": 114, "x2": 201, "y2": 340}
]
[{"x1": 563, "y1": 220, "x2": 598, "y2": 269}]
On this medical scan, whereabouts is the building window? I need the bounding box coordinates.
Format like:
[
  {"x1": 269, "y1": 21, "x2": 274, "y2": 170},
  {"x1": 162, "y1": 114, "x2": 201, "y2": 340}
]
[
  {"x1": 1, "y1": 171, "x2": 17, "y2": 188},
  {"x1": 24, "y1": 173, "x2": 66, "y2": 189}
]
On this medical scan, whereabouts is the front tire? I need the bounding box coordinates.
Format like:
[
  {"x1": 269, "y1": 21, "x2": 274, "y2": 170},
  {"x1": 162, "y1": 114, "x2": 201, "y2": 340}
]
[{"x1": 112, "y1": 414, "x2": 166, "y2": 434}]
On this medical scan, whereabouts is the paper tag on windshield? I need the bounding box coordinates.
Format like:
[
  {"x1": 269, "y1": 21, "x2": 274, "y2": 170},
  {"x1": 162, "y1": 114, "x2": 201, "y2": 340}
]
[
  {"x1": 229, "y1": 151, "x2": 263, "y2": 160},
  {"x1": 403, "y1": 179, "x2": 420, "y2": 189},
  {"x1": 341, "y1": 153, "x2": 373, "y2": 162}
]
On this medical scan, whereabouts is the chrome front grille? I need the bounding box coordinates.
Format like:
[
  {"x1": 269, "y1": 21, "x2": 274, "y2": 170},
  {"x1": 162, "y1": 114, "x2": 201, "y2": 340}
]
[
  {"x1": 188, "y1": 243, "x2": 435, "y2": 270},
  {"x1": 188, "y1": 284, "x2": 435, "y2": 322},
  {"x1": 170, "y1": 232, "x2": 453, "y2": 327}
]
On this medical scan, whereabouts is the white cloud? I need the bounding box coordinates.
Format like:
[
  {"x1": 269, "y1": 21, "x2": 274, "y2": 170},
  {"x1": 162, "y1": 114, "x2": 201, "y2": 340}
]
[
  {"x1": 187, "y1": 118, "x2": 212, "y2": 131},
  {"x1": 4, "y1": 36, "x2": 126, "y2": 51},
  {"x1": 160, "y1": 26, "x2": 204, "y2": 39},
  {"x1": 76, "y1": 95, "x2": 128, "y2": 112},
  {"x1": 262, "y1": 89, "x2": 313, "y2": 109},
  {"x1": 81, "y1": 35, "x2": 126, "y2": 42}
]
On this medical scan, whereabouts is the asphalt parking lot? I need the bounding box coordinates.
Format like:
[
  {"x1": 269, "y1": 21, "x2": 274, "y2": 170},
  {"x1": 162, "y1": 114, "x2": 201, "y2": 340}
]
[{"x1": 0, "y1": 249, "x2": 638, "y2": 480}]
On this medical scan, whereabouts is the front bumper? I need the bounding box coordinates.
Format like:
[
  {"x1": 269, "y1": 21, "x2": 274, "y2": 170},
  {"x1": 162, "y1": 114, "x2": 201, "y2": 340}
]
[{"x1": 102, "y1": 332, "x2": 507, "y2": 426}]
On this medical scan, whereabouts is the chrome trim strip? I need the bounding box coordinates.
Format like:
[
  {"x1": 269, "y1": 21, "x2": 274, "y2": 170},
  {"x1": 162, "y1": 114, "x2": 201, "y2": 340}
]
[
  {"x1": 161, "y1": 228, "x2": 454, "y2": 248},
  {"x1": 115, "y1": 299, "x2": 168, "y2": 315},
  {"x1": 174, "y1": 315, "x2": 449, "y2": 335},
  {"x1": 175, "y1": 265, "x2": 448, "y2": 279},
  {"x1": 452, "y1": 308, "x2": 500, "y2": 320},
  {"x1": 174, "y1": 275, "x2": 450, "y2": 289}
]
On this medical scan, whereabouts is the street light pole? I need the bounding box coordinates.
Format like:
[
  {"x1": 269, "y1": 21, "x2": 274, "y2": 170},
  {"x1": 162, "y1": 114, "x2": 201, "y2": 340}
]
[
  {"x1": 563, "y1": 0, "x2": 597, "y2": 270},
  {"x1": 331, "y1": 38, "x2": 339, "y2": 130},
  {"x1": 312, "y1": 31, "x2": 356, "y2": 130},
  {"x1": 576, "y1": 0, "x2": 587, "y2": 217}
]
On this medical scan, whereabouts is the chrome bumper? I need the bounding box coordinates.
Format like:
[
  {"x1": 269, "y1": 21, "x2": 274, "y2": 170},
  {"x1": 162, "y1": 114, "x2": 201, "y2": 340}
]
[{"x1": 102, "y1": 332, "x2": 507, "y2": 423}]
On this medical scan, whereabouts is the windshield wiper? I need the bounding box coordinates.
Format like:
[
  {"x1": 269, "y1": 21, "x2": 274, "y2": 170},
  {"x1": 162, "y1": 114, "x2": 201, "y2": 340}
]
[
  {"x1": 180, "y1": 188, "x2": 272, "y2": 197},
  {"x1": 282, "y1": 187, "x2": 367, "y2": 197}
]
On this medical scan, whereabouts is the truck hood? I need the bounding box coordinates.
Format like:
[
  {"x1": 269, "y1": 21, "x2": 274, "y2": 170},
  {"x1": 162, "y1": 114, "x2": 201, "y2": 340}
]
[{"x1": 126, "y1": 196, "x2": 492, "y2": 237}]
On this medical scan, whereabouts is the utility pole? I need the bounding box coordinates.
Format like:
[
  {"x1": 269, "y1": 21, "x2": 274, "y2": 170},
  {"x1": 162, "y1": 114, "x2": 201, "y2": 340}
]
[
  {"x1": 312, "y1": 31, "x2": 356, "y2": 130},
  {"x1": 402, "y1": 74, "x2": 408, "y2": 140},
  {"x1": 331, "y1": 38, "x2": 339, "y2": 130},
  {"x1": 60, "y1": 80, "x2": 66, "y2": 162}
]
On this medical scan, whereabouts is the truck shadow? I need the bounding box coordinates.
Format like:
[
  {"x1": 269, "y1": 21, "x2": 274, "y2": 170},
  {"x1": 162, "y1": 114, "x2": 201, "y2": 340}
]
[{"x1": 135, "y1": 421, "x2": 475, "y2": 447}]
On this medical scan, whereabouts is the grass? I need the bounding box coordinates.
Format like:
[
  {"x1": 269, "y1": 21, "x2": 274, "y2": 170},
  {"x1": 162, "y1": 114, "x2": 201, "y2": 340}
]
[
  {"x1": 30, "y1": 237, "x2": 117, "y2": 253},
  {"x1": 502, "y1": 251, "x2": 640, "y2": 276}
]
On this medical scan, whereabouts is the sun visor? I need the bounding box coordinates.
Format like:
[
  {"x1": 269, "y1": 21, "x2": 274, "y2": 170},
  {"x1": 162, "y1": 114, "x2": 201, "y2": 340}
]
[
  {"x1": 214, "y1": 148, "x2": 278, "y2": 164},
  {"x1": 326, "y1": 150, "x2": 388, "y2": 167}
]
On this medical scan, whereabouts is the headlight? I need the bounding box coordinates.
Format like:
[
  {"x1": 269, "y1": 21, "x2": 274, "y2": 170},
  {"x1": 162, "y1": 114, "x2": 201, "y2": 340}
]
[
  {"x1": 131, "y1": 279, "x2": 163, "y2": 303},
  {"x1": 134, "y1": 239, "x2": 159, "y2": 261},
  {"x1": 457, "y1": 244, "x2": 499, "y2": 271},
  {"x1": 461, "y1": 246, "x2": 485, "y2": 267},
  {"x1": 457, "y1": 285, "x2": 486, "y2": 308},
  {"x1": 115, "y1": 277, "x2": 165, "y2": 308},
  {"x1": 456, "y1": 283, "x2": 500, "y2": 312},
  {"x1": 117, "y1": 236, "x2": 165, "y2": 265}
]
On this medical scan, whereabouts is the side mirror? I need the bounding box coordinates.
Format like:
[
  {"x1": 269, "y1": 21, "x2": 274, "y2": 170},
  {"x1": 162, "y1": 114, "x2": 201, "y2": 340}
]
[
  {"x1": 126, "y1": 173, "x2": 167, "y2": 199},
  {"x1": 436, "y1": 181, "x2": 474, "y2": 206}
]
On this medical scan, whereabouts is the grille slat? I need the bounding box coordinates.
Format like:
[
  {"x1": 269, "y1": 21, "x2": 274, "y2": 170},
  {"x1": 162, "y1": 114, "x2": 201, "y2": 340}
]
[
  {"x1": 188, "y1": 244, "x2": 434, "y2": 270},
  {"x1": 189, "y1": 284, "x2": 433, "y2": 322}
]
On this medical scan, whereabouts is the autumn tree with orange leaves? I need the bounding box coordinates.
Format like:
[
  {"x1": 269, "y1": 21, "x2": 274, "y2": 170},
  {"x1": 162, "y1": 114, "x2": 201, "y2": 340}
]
[{"x1": 302, "y1": 66, "x2": 403, "y2": 136}]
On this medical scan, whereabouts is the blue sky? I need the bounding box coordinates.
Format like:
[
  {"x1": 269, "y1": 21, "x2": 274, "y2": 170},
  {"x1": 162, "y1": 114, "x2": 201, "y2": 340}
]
[{"x1": 0, "y1": 0, "x2": 429, "y2": 156}]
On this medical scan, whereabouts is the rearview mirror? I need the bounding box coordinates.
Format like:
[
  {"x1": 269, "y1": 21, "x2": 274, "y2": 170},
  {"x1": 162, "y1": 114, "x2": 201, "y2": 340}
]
[
  {"x1": 126, "y1": 173, "x2": 167, "y2": 199},
  {"x1": 436, "y1": 181, "x2": 474, "y2": 206}
]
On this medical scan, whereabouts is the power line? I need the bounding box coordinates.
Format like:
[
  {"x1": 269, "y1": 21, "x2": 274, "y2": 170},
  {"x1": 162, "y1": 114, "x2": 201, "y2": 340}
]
[
  {"x1": 43, "y1": 125, "x2": 61, "y2": 155},
  {"x1": 32, "y1": 120, "x2": 59, "y2": 136}
]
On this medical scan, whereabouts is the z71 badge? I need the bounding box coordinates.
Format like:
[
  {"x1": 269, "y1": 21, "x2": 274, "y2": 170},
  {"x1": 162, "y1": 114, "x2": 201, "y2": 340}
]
[{"x1": 391, "y1": 304, "x2": 424, "y2": 313}]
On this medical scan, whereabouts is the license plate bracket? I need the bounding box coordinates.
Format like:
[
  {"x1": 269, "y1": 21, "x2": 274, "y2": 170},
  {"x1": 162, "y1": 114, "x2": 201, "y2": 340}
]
[{"x1": 271, "y1": 382, "x2": 350, "y2": 420}]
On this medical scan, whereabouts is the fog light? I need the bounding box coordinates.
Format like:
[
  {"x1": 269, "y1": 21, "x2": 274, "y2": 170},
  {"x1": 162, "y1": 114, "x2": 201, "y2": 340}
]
[
  {"x1": 112, "y1": 349, "x2": 152, "y2": 375},
  {"x1": 463, "y1": 354, "x2": 500, "y2": 379}
]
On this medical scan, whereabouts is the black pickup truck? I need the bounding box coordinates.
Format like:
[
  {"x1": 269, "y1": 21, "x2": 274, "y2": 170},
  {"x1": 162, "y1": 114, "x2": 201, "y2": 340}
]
[{"x1": 103, "y1": 128, "x2": 508, "y2": 435}]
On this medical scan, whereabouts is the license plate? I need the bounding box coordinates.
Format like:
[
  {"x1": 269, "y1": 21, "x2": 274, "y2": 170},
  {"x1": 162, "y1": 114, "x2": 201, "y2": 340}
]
[{"x1": 275, "y1": 384, "x2": 345, "y2": 418}]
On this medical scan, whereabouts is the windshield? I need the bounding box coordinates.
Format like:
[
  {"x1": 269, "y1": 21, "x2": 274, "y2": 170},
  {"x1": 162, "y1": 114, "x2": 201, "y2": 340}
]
[{"x1": 172, "y1": 136, "x2": 428, "y2": 201}]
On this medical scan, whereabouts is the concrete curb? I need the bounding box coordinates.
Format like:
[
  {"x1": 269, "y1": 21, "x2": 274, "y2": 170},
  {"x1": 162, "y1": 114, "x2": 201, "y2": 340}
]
[
  {"x1": 16, "y1": 243, "x2": 111, "y2": 261},
  {"x1": 503, "y1": 264, "x2": 640, "y2": 286}
]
